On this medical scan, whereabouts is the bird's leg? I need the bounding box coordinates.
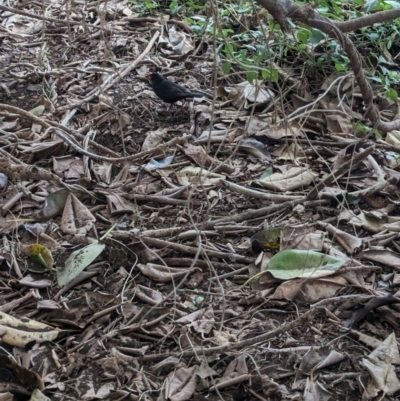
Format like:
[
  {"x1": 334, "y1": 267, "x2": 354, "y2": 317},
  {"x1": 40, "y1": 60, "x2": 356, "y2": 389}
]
[{"x1": 168, "y1": 103, "x2": 178, "y2": 114}]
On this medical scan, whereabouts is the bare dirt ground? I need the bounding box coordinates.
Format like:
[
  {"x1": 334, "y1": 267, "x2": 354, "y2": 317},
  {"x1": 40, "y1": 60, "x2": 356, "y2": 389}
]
[{"x1": 1, "y1": 1, "x2": 400, "y2": 401}]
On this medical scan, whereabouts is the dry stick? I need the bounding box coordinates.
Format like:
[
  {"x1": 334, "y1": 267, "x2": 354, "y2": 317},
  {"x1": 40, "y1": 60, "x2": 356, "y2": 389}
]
[
  {"x1": 140, "y1": 236, "x2": 255, "y2": 264},
  {"x1": 85, "y1": 304, "x2": 121, "y2": 326},
  {"x1": 115, "y1": 313, "x2": 170, "y2": 336},
  {"x1": 113, "y1": 227, "x2": 186, "y2": 239},
  {"x1": 0, "y1": 290, "x2": 34, "y2": 313},
  {"x1": 210, "y1": 265, "x2": 250, "y2": 281},
  {"x1": 56, "y1": 30, "x2": 160, "y2": 113},
  {"x1": 220, "y1": 180, "x2": 303, "y2": 201},
  {"x1": 376, "y1": 140, "x2": 400, "y2": 154},
  {"x1": 142, "y1": 309, "x2": 315, "y2": 362},
  {"x1": 210, "y1": 375, "x2": 251, "y2": 391},
  {"x1": 130, "y1": 194, "x2": 192, "y2": 206},
  {"x1": 284, "y1": 138, "x2": 357, "y2": 148},
  {"x1": 176, "y1": 230, "x2": 217, "y2": 240},
  {"x1": 162, "y1": 258, "x2": 242, "y2": 270}
]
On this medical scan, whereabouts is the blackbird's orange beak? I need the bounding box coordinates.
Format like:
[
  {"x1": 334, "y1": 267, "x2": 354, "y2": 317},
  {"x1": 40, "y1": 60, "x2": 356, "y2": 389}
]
[{"x1": 145, "y1": 72, "x2": 152, "y2": 80}]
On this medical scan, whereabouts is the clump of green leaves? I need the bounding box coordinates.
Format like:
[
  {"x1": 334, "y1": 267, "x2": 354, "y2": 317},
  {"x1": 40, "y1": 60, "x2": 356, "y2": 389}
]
[
  {"x1": 128, "y1": 0, "x2": 159, "y2": 13},
  {"x1": 354, "y1": 123, "x2": 383, "y2": 140},
  {"x1": 364, "y1": 0, "x2": 400, "y2": 12}
]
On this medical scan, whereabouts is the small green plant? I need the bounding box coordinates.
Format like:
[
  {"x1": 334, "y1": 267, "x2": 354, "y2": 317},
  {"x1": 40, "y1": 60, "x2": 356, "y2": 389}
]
[
  {"x1": 42, "y1": 84, "x2": 55, "y2": 100},
  {"x1": 169, "y1": 0, "x2": 181, "y2": 15},
  {"x1": 365, "y1": 0, "x2": 400, "y2": 12},
  {"x1": 128, "y1": 0, "x2": 158, "y2": 13},
  {"x1": 184, "y1": 0, "x2": 208, "y2": 14},
  {"x1": 354, "y1": 123, "x2": 383, "y2": 140},
  {"x1": 367, "y1": 53, "x2": 400, "y2": 101}
]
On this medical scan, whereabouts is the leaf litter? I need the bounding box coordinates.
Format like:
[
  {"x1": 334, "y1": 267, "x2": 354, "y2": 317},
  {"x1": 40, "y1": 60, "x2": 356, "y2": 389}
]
[{"x1": 0, "y1": 1, "x2": 400, "y2": 401}]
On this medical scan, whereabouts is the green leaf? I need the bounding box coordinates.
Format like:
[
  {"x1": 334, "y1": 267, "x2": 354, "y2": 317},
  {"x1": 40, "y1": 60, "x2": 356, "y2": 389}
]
[
  {"x1": 192, "y1": 25, "x2": 202, "y2": 35},
  {"x1": 386, "y1": 87, "x2": 398, "y2": 101},
  {"x1": 354, "y1": 122, "x2": 370, "y2": 133},
  {"x1": 246, "y1": 71, "x2": 257, "y2": 84},
  {"x1": 368, "y1": 32, "x2": 379, "y2": 41},
  {"x1": 271, "y1": 69, "x2": 279, "y2": 82},
  {"x1": 364, "y1": 0, "x2": 379, "y2": 12},
  {"x1": 255, "y1": 45, "x2": 269, "y2": 58},
  {"x1": 267, "y1": 250, "x2": 344, "y2": 280},
  {"x1": 260, "y1": 166, "x2": 274, "y2": 179},
  {"x1": 309, "y1": 29, "x2": 326, "y2": 44},
  {"x1": 169, "y1": 0, "x2": 178, "y2": 11},
  {"x1": 297, "y1": 29, "x2": 311, "y2": 44},
  {"x1": 221, "y1": 61, "x2": 231, "y2": 75},
  {"x1": 225, "y1": 43, "x2": 234, "y2": 57},
  {"x1": 335, "y1": 63, "x2": 346, "y2": 71},
  {"x1": 57, "y1": 242, "x2": 105, "y2": 286},
  {"x1": 385, "y1": 1, "x2": 400, "y2": 9},
  {"x1": 373, "y1": 129, "x2": 383, "y2": 140}
]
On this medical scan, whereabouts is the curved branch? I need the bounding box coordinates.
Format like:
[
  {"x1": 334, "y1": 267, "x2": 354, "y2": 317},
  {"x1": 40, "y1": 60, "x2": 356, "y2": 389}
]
[
  {"x1": 254, "y1": 0, "x2": 400, "y2": 133},
  {"x1": 337, "y1": 9, "x2": 400, "y2": 33}
]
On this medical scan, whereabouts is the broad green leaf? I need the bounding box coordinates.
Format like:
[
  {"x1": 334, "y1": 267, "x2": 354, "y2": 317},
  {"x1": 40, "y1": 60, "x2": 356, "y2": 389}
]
[
  {"x1": 225, "y1": 43, "x2": 234, "y2": 57},
  {"x1": 192, "y1": 25, "x2": 202, "y2": 35},
  {"x1": 385, "y1": 1, "x2": 400, "y2": 8},
  {"x1": 267, "y1": 250, "x2": 344, "y2": 280},
  {"x1": 368, "y1": 32, "x2": 379, "y2": 41},
  {"x1": 373, "y1": 129, "x2": 383, "y2": 140},
  {"x1": 246, "y1": 71, "x2": 257, "y2": 84},
  {"x1": 262, "y1": 68, "x2": 279, "y2": 82},
  {"x1": 335, "y1": 63, "x2": 346, "y2": 71},
  {"x1": 386, "y1": 87, "x2": 398, "y2": 101},
  {"x1": 221, "y1": 61, "x2": 231, "y2": 75},
  {"x1": 309, "y1": 29, "x2": 326, "y2": 44},
  {"x1": 259, "y1": 166, "x2": 274, "y2": 179},
  {"x1": 57, "y1": 242, "x2": 105, "y2": 286},
  {"x1": 364, "y1": 0, "x2": 379, "y2": 12},
  {"x1": 297, "y1": 29, "x2": 310, "y2": 44},
  {"x1": 271, "y1": 69, "x2": 279, "y2": 82}
]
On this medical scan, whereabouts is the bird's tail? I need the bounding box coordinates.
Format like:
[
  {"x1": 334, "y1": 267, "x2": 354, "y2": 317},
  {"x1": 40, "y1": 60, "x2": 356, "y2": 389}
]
[{"x1": 188, "y1": 90, "x2": 207, "y2": 98}]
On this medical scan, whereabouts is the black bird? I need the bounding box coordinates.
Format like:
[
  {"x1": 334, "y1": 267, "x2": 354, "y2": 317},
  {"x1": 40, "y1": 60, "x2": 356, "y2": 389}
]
[{"x1": 147, "y1": 72, "x2": 205, "y2": 106}]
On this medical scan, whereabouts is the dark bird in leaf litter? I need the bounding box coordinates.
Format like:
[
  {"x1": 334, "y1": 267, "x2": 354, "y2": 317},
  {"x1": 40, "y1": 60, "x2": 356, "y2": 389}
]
[{"x1": 146, "y1": 72, "x2": 205, "y2": 106}]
